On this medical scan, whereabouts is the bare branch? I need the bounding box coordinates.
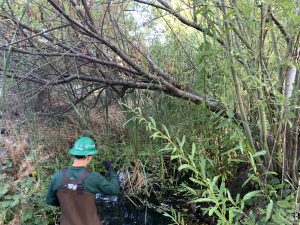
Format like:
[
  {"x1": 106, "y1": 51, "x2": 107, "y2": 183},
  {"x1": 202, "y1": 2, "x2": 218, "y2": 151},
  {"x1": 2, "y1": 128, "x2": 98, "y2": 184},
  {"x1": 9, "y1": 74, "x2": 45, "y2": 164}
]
[
  {"x1": 270, "y1": 13, "x2": 291, "y2": 44},
  {"x1": 0, "y1": 24, "x2": 70, "y2": 47},
  {"x1": 0, "y1": 46, "x2": 138, "y2": 74}
]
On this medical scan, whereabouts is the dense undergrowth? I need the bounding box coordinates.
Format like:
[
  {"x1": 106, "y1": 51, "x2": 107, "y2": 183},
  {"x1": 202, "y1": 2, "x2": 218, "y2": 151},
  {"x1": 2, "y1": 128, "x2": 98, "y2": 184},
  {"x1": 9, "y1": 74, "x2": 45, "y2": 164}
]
[
  {"x1": 0, "y1": 93, "x2": 298, "y2": 225},
  {"x1": 0, "y1": 1, "x2": 299, "y2": 224}
]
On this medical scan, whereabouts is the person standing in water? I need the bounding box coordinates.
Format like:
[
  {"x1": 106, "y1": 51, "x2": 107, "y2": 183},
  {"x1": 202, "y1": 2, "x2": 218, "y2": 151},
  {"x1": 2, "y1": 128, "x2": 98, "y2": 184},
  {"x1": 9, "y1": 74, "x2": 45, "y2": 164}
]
[{"x1": 46, "y1": 136, "x2": 120, "y2": 225}]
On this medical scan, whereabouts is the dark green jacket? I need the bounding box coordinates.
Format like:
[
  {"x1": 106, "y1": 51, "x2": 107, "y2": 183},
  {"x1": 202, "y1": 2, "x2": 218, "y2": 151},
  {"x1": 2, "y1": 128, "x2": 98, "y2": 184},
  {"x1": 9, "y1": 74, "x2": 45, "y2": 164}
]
[{"x1": 46, "y1": 166, "x2": 120, "y2": 206}]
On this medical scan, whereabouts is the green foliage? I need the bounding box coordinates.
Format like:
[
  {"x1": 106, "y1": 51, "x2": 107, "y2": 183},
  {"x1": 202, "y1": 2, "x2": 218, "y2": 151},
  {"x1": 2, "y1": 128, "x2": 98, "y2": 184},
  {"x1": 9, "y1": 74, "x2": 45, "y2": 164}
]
[
  {"x1": 0, "y1": 168, "x2": 57, "y2": 225},
  {"x1": 1, "y1": 0, "x2": 300, "y2": 223},
  {"x1": 127, "y1": 108, "x2": 299, "y2": 224}
]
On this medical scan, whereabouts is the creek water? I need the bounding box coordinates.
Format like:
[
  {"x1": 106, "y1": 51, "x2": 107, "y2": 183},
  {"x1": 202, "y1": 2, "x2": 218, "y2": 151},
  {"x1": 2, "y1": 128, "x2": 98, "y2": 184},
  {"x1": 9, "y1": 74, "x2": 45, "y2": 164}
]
[{"x1": 96, "y1": 196, "x2": 171, "y2": 225}]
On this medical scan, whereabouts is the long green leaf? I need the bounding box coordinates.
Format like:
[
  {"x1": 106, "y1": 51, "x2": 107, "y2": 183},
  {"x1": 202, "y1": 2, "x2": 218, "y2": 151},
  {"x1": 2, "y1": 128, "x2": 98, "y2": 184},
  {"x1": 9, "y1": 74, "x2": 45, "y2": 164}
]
[
  {"x1": 266, "y1": 199, "x2": 273, "y2": 221},
  {"x1": 242, "y1": 190, "x2": 263, "y2": 201},
  {"x1": 178, "y1": 164, "x2": 197, "y2": 173},
  {"x1": 190, "y1": 198, "x2": 214, "y2": 203},
  {"x1": 252, "y1": 150, "x2": 266, "y2": 158}
]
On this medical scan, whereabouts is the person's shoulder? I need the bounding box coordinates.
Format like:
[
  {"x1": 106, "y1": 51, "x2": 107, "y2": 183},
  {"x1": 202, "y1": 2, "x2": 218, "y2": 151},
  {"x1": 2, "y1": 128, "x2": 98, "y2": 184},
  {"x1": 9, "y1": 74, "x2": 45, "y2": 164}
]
[
  {"x1": 88, "y1": 171, "x2": 103, "y2": 177},
  {"x1": 86, "y1": 171, "x2": 107, "y2": 181},
  {"x1": 51, "y1": 168, "x2": 66, "y2": 179}
]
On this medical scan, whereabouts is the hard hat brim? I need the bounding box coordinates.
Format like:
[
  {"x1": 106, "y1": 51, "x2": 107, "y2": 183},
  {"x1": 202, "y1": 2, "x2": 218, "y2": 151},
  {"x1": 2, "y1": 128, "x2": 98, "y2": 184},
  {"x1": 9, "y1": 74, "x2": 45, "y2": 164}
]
[{"x1": 68, "y1": 148, "x2": 97, "y2": 156}]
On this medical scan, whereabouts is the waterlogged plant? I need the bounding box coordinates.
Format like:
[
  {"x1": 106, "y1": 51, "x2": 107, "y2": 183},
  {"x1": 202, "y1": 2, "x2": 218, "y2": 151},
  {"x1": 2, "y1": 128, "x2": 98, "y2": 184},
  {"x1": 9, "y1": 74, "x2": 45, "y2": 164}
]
[
  {"x1": 176, "y1": 147, "x2": 297, "y2": 225},
  {"x1": 163, "y1": 207, "x2": 187, "y2": 225},
  {"x1": 127, "y1": 106, "x2": 299, "y2": 225}
]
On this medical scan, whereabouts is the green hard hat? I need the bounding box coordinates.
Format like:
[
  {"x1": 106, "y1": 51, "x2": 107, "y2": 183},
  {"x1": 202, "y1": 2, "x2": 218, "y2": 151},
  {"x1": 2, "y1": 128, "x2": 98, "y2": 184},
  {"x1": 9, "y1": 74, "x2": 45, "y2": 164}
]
[{"x1": 69, "y1": 137, "x2": 97, "y2": 156}]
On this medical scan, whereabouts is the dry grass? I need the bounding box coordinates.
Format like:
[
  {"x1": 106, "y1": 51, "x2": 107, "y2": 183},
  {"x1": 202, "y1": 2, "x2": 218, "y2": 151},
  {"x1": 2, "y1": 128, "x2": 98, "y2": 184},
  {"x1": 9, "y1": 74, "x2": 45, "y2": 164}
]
[
  {"x1": 89, "y1": 104, "x2": 126, "y2": 140},
  {"x1": 0, "y1": 124, "x2": 37, "y2": 180},
  {"x1": 1, "y1": 102, "x2": 126, "y2": 180},
  {"x1": 0, "y1": 123, "x2": 29, "y2": 167},
  {"x1": 16, "y1": 159, "x2": 35, "y2": 180},
  {"x1": 124, "y1": 159, "x2": 148, "y2": 195},
  {"x1": 37, "y1": 117, "x2": 81, "y2": 156},
  {"x1": 7, "y1": 214, "x2": 21, "y2": 225}
]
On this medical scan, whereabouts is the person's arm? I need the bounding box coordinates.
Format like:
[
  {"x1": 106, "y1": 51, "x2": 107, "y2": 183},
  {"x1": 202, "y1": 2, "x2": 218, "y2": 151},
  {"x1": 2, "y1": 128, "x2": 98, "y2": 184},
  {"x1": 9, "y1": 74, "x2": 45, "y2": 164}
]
[
  {"x1": 46, "y1": 172, "x2": 60, "y2": 206},
  {"x1": 102, "y1": 160, "x2": 120, "y2": 194},
  {"x1": 91, "y1": 171, "x2": 120, "y2": 195}
]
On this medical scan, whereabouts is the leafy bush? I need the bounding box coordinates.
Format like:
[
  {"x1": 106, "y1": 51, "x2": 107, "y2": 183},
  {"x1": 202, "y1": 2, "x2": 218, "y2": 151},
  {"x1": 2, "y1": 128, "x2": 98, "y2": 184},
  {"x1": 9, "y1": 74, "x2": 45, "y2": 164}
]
[{"x1": 128, "y1": 107, "x2": 299, "y2": 225}]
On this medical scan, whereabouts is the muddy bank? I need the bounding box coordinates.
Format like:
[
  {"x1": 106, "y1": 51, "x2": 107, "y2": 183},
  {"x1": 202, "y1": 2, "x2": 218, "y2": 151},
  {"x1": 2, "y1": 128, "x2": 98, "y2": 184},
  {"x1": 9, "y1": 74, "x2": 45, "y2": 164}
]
[{"x1": 96, "y1": 197, "x2": 171, "y2": 225}]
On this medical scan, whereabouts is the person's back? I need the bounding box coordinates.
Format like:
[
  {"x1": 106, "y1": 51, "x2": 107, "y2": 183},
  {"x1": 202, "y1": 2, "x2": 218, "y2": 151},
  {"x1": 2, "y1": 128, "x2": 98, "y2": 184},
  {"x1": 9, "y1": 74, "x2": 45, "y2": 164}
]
[{"x1": 46, "y1": 137, "x2": 120, "y2": 225}]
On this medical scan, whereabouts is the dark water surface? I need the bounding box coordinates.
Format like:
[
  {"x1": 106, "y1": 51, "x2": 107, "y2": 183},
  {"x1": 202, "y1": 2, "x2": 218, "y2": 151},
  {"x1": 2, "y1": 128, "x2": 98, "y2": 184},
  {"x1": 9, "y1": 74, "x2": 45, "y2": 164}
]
[{"x1": 96, "y1": 197, "x2": 171, "y2": 225}]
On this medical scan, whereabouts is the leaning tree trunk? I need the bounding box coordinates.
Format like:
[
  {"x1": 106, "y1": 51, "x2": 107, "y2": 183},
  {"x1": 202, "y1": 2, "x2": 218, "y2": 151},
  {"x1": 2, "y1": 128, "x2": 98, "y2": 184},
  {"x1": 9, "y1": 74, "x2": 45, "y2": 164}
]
[{"x1": 283, "y1": 65, "x2": 299, "y2": 185}]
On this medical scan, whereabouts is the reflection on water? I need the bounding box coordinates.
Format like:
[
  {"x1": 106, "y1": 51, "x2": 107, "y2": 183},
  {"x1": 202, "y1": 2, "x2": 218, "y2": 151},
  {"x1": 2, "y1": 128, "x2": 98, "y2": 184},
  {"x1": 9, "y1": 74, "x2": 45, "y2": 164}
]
[{"x1": 96, "y1": 195, "x2": 171, "y2": 225}]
